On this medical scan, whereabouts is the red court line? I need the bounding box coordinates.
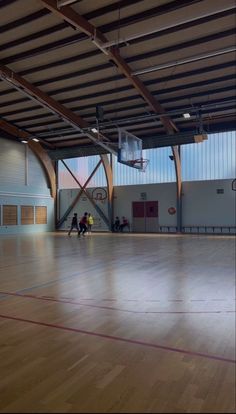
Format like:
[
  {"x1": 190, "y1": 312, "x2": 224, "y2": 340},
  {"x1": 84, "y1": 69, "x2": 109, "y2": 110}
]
[
  {"x1": 40, "y1": 296, "x2": 54, "y2": 299},
  {"x1": 59, "y1": 297, "x2": 75, "y2": 300},
  {"x1": 0, "y1": 313, "x2": 235, "y2": 365},
  {"x1": 0, "y1": 291, "x2": 235, "y2": 315}
]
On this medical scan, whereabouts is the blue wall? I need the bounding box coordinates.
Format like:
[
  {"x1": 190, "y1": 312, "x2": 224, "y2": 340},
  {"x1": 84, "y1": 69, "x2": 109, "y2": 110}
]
[{"x1": 0, "y1": 137, "x2": 55, "y2": 234}]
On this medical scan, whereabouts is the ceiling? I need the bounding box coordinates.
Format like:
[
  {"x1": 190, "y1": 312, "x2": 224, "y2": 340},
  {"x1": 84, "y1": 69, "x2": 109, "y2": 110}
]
[{"x1": 0, "y1": 0, "x2": 235, "y2": 157}]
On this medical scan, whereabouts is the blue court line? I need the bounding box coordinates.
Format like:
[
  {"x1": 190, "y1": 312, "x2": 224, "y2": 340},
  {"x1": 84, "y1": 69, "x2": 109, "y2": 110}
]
[{"x1": 0, "y1": 269, "x2": 83, "y2": 302}]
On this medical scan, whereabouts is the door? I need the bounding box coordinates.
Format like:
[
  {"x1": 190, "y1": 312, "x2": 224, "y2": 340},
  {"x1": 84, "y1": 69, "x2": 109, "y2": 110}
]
[
  {"x1": 132, "y1": 201, "x2": 145, "y2": 232},
  {"x1": 132, "y1": 201, "x2": 159, "y2": 232},
  {"x1": 145, "y1": 201, "x2": 159, "y2": 232}
]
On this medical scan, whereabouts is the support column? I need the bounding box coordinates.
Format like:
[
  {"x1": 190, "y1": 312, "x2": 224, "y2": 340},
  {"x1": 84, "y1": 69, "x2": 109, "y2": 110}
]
[
  {"x1": 172, "y1": 145, "x2": 182, "y2": 233},
  {"x1": 55, "y1": 160, "x2": 60, "y2": 228},
  {"x1": 101, "y1": 154, "x2": 114, "y2": 231}
]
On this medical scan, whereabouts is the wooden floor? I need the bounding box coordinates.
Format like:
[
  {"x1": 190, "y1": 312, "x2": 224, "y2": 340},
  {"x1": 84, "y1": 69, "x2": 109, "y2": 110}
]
[{"x1": 0, "y1": 232, "x2": 235, "y2": 413}]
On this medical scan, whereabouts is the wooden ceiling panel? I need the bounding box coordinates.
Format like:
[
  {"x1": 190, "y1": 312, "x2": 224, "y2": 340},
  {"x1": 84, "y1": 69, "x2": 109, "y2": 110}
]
[
  {"x1": 24, "y1": 121, "x2": 68, "y2": 133},
  {"x1": 138, "y1": 53, "x2": 235, "y2": 83},
  {"x1": 0, "y1": 12, "x2": 66, "y2": 46},
  {"x1": 0, "y1": 27, "x2": 74, "y2": 61},
  {"x1": 87, "y1": 0, "x2": 169, "y2": 28},
  {"x1": 43, "y1": 78, "x2": 130, "y2": 101},
  {"x1": 0, "y1": 0, "x2": 41, "y2": 25},
  {"x1": 162, "y1": 90, "x2": 236, "y2": 110},
  {"x1": 120, "y1": 15, "x2": 235, "y2": 60},
  {"x1": 72, "y1": 0, "x2": 119, "y2": 15},
  {"x1": 128, "y1": 35, "x2": 235, "y2": 72},
  {"x1": 101, "y1": 0, "x2": 235, "y2": 44},
  {"x1": 0, "y1": 0, "x2": 235, "y2": 150},
  {"x1": 3, "y1": 38, "x2": 98, "y2": 74},
  {"x1": 151, "y1": 79, "x2": 235, "y2": 101}
]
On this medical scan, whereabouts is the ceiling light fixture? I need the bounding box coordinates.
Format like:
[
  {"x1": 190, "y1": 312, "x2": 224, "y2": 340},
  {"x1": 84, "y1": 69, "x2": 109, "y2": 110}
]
[
  {"x1": 32, "y1": 138, "x2": 39, "y2": 142},
  {"x1": 21, "y1": 140, "x2": 28, "y2": 144},
  {"x1": 183, "y1": 113, "x2": 191, "y2": 119},
  {"x1": 132, "y1": 46, "x2": 236, "y2": 76},
  {"x1": 57, "y1": 0, "x2": 80, "y2": 7},
  {"x1": 91, "y1": 128, "x2": 98, "y2": 133}
]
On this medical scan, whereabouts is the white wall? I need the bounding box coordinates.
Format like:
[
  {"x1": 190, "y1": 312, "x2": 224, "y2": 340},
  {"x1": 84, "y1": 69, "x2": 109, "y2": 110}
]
[
  {"x1": 114, "y1": 183, "x2": 177, "y2": 229},
  {"x1": 59, "y1": 183, "x2": 177, "y2": 231},
  {"x1": 59, "y1": 179, "x2": 235, "y2": 232},
  {"x1": 182, "y1": 179, "x2": 236, "y2": 226},
  {"x1": 59, "y1": 188, "x2": 109, "y2": 232},
  {"x1": 0, "y1": 137, "x2": 55, "y2": 234}
]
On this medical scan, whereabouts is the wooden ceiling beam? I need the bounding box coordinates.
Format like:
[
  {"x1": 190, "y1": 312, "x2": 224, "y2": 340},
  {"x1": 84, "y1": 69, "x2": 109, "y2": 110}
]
[
  {"x1": 0, "y1": 117, "x2": 54, "y2": 149},
  {"x1": 40, "y1": 0, "x2": 178, "y2": 134},
  {"x1": 0, "y1": 64, "x2": 117, "y2": 155},
  {"x1": 0, "y1": 118, "x2": 29, "y2": 140}
]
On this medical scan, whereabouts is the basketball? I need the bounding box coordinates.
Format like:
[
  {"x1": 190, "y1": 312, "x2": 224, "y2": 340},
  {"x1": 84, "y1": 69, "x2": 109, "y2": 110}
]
[{"x1": 168, "y1": 207, "x2": 176, "y2": 215}]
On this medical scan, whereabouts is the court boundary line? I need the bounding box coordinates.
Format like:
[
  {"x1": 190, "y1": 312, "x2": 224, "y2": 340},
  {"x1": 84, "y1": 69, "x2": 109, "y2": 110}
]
[
  {"x1": 0, "y1": 313, "x2": 235, "y2": 364},
  {"x1": 0, "y1": 269, "x2": 83, "y2": 301},
  {"x1": 0, "y1": 291, "x2": 235, "y2": 315}
]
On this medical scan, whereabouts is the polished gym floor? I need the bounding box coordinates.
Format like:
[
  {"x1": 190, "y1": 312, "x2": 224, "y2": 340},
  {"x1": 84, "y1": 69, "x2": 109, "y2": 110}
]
[{"x1": 0, "y1": 232, "x2": 235, "y2": 413}]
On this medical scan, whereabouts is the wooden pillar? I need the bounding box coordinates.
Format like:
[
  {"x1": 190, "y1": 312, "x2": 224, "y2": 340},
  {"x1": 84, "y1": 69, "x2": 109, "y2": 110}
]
[
  {"x1": 172, "y1": 145, "x2": 182, "y2": 233},
  {"x1": 101, "y1": 154, "x2": 114, "y2": 231},
  {"x1": 55, "y1": 160, "x2": 60, "y2": 227},
  {"x1": 28, "y1": 140, "x2": 56, "y2": 199}
]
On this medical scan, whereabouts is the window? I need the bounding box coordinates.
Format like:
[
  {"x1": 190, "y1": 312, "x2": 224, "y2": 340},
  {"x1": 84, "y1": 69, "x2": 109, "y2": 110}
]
[
  {"x1": 58, "y1": 131, "x2": 236, "y2": 188},
  {"x1": 58, "y1": 156, "x2": 106, "y2": 189},
  {"x1": 181, "y1": 131, "x2": 236, "y2": 181}
]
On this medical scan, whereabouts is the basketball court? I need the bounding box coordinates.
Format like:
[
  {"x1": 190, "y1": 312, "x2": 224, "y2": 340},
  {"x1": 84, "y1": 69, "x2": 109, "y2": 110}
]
[
  {"x1": 0, "y1": 1, "x2": 235, "y2": 413},
  {"x1": 0, "y1": 232, "x2": 235, "y2": 412}
]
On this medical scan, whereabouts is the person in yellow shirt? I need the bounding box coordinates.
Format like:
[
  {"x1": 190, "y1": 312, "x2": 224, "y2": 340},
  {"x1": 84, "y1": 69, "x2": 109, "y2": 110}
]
[{"x1": 87, "y1": 213, "x2": 94, "y2": 234}]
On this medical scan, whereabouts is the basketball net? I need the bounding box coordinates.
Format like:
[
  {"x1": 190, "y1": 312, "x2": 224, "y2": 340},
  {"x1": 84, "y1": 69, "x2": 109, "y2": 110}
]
[{"x1": 129, "y1": 158, "x2": 149, "y2": 172}]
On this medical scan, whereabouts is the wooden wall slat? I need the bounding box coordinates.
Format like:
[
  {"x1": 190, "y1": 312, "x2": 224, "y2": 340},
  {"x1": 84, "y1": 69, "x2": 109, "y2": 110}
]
[
  {"x1": 35, "y1": 206, "x2": 47, "y2": 224},
  {"x1": 21, "y1": 206, "x2": 34, "y2": 225},
  {"x1": 3, "y1": 205, "x2": 17, "y2": 225}
]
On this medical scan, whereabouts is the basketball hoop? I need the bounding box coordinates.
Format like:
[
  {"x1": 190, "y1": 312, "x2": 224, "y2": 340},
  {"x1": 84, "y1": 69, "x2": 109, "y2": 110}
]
[
  {"x1": 92, "y1": 187, "x2": 107, "y2": 201},
  {"x1": 128, "y1": 158, "x2": 149, "y2": 172}
]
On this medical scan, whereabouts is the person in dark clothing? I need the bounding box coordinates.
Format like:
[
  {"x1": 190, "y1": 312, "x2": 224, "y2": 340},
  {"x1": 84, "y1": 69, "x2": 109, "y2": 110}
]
[
  {"x1": 68, "y1": 213, "x2": 79, "y2": 236},
  {"x1": 78, "y1": 212, "x2": 88, "y2": 236},
  {"x1": 113, "y1": 216, "x2": 120, "y2": 232},
  {"x1": 119, "y1": 216, "x2": 130, "y2": 232}
]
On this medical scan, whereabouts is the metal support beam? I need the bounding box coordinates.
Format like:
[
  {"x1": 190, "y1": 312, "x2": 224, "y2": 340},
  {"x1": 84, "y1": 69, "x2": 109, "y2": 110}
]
[
  {"x1": 0, "y1": 64, "x2": 117, "y2": 155},
  {"x1": 40, "y1": 0, "x2": 178, "y2": 134},
  {"x1": 62, "y1": 160, "x2": 110, "y2": 228},
  {"x1": 101, "y1": 154, "x2": 114, "y2": 231},
  {"x1": 40, "y1": 0, "x2": 186, "y2": 233},
  {"x1": 40, "y1": 0, "x2": 183, "y2": 231},
  {"x1": 57, "y1": 159, "x2": 103, "y2": 228}
]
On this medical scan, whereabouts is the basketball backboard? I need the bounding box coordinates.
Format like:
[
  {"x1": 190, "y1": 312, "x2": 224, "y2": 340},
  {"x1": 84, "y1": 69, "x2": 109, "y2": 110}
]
[{"x1": 118, "y1": 128, "x2": 146, "y2": 170}]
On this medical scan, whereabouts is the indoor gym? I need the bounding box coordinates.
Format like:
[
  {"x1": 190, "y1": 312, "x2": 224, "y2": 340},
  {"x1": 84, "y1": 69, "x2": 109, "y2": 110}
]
[{"x1": 0, "y1": 0, "x2": 235, "y2": 413}]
